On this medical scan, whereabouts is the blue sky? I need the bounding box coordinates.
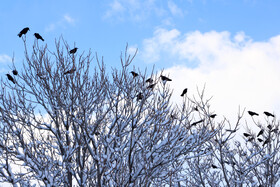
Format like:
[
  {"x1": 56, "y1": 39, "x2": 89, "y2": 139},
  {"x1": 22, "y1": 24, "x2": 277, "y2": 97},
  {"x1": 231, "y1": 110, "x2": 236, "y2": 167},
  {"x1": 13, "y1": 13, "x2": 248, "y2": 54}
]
[{"x1": 1, "y1": 0, "x2": 280, "y2": 123}]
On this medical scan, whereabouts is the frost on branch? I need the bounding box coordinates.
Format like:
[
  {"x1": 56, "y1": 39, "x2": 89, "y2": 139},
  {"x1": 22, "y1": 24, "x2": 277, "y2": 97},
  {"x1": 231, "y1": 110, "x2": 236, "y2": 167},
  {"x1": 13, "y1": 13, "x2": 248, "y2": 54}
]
[{"x1": 1, "y1": 37, "x2": 279, "y2": 186}]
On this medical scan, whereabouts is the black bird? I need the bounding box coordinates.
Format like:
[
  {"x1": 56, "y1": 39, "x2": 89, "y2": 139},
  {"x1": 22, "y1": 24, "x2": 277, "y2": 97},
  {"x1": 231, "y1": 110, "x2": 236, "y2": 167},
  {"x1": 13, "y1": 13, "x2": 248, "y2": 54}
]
[
  {"x1": 160, "y1": 75, "x2": 172, "y2": 82},
  {"x1": 211, "y1": 164, "x2": 218, "y2": 169},
  {"x1": 191, "y1": 119, "x2": 204, "y2": 126},
  {"x1": 257, "y1": 138, "x2": 263, "y2": 142},
  {"x1": 69, "y1": 47, "x2": 78, "y2": 54},
  {"x1": 257, "y1": 129, "x2": 264, "y2": 137},
  {"x1": 263, "y1": 139, "x2": 269, "y2": 146},
  {"x1": 180, "y1": 88, "x2": 188, "y2": 97},
  {"x1": 145, "y1": 78, "x2": 153, "y2": 83},
  {"x1": 64, "y1": 67, "x2": 76, "y2": 75},
  {"x1": 34, "y1": 33, "x2": 44, "y2": 41},
  {"x1": 136, "y1": 93, "x2": 143, "y2": 100},
  {"x1": 147, "y1": 83, "x2": 156, "y2": 89},
  {"x1": 193, "y1": 106, "x2": 199, "y2": 111},
  {"x1": 248, "y1": 111, "x2": 259, "y2": 116},
  {"x1": 267, "y1": 125, "x2": 272, "y2": 130},
  {"x1": 264, "y1": 111, "x2": 275, "y2": 118},
  {"x1": 18, "y1": 27, "x2": 30, "y2": 37},
  {"x1": 130, "y1": 71, "x2": 138, "y2": 78},
  {"x1": 209, "y1": 114, "x2": 217, "y2": 119},
  {"x1": 6, "y1": 74, "x2": 15, "y2": 84},
  {"x1": 12, "y1": 70, "x2": 18, "y2": 75},
  {"x1": 243, "y1": 133, "x2": 251, "y2": 137}
]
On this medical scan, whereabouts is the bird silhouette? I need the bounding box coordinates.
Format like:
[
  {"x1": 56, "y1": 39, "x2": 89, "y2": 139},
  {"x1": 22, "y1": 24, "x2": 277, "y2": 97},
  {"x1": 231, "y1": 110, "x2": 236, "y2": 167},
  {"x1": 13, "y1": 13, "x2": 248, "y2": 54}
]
[
  {"x1": 193, "y1": 106, "x2": 199, "y2": 111},
  {"x1": 160, "y1": 75, "x2": 172, "y2": 81},
  {"x1": 263, "y1": 139, "x2": 269, "y2": 146},
  {"x1": 145, "y1": 78, "x2": 153, "y2": 83},
  {"x1": 243, "y1": 133, "x2": 251, "y2": 137},
  {"x1": 64, "y1": 67, "x2": 76, "y2": 75},
  {"x1": 34, "y1": 33, "x2": 44, "y2": 41},
  {"x1": 257, "y1": 129, "x2": 264, "y2": 137},
  {"x1": 18, "y1": 27, "x2": 30, "y2": 37},
  {"x1": 130, "y1": 71, "x2": 138, "y2": 78},
  {"x1": 257, "y1": 138, "x2": 263, "y2": 142},
  {"x1": 209, "y1": 114, "x2": 217, "y2": 119},
  {"x1": 6, "y1": 74, "x2": 15, "y2": 84},
  {"x1": 267, "y1": 125, "x2": 272, "y2": 130},
  {"x1": 12, "y1": 70, "x2": 18, "y2": 75},
  {"x1": 180, "y1": 88, "x2": 188, "y2": 96},
  {"x1": 264, "y1": 111, "x2": 275, "y2": 118},
  {"x1": 248, "y1": 111, "x2": 259, "y2": 116},
  {"x1": 147, "y1": 83, "x2": 156, "y2": 89},
  {"x1": 136, "y1": 93, "x2": 143, "y2": 100},
  {"x1": 211, "y1": 164, "x2": 218, "y2": 169},
  {"x1": 69, "y1": 47, "x2": 78, "y2": 54}
]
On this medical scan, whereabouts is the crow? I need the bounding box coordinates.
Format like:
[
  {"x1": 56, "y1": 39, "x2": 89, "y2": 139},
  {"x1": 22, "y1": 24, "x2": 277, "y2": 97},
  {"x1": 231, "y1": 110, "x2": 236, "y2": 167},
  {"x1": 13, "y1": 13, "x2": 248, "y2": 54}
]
[
  {"x1": 263, "y1": 139, "x2": 269, "y2": 146},
  {"x1": 145, "y1": 78, "x2": 153, "y2": 83},
  {"x1": 12, "y1": 70, "x2": 18, "y2": 75},
  {"x1": 248, "y1": 111, "x2": 259, "y2": 116},
  {"x1": 209, "y1": 114, "x2": 217, "y2": 119},
  {"x1": 211, "y1": 164, "x2": 218, "y2": 169},
  {"x1": 34, "y1": 33, "x2": 44, "y2": 41},
  {"x1": 136, "y1": 93, "x2": 143, "y2": 100},
  {"x1": 193, "y1": 106, "x2": 199, "y2": 111},
  {"x1": 160, "y1": 75, "x2": 172, "y2": 81},
  {"x1": 130, "y1": 71, "x2": 138, "y2": 78},
  {"x1": 18, "y1": 27, "x2": 30, "y2": 37},
  {"x1": 243, "y1": 133, "x2": 251, "y2": 137},
  {"x1": 180, "y1": 88, "x2": 188, "y2": 96},
  {"x1": 257, "y1": 129, "x2": 264, "y2": 137},
  {"x1": 264, "y1": 111, "x2": 275, "y2": 118},
  {"x1": 6, "y1": 74, "x2": 15, "y2": 84},
  {"x1": 69, "y1": 47, "x2": 78, "y2": 54},
  {"x1": 147, "y1": 83, "x2": 156, "y2": 89},
  {"x1": 257, "y1": 138, "x2": 263, "y2": 142},
  {"x1": 64, "y1": 67, "x2": 76, "y2": 75}
]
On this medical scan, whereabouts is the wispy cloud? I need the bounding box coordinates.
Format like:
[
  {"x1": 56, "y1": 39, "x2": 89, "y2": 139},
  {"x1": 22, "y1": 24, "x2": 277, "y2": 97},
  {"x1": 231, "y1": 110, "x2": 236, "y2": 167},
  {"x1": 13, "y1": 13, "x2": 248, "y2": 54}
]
[
  {"x1": 104, "y1": 0, "x2": 185, "y2": 22},
  {"x1": 0, "y1": 54, "x2": 12, "y2": 64},
  {"x1": 167, "y1": 1, "x2": 183, "y2": 17},
  {"x1": 45, "y1": 14, "x2": 76, "y2": 32},
  {"x1": 140, "y1": 28, "x2": 280, "y2": 121}
]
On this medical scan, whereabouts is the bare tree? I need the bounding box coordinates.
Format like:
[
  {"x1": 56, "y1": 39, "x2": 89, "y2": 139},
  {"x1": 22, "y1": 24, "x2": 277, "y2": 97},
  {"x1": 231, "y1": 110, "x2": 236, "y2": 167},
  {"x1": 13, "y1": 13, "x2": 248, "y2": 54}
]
[{"x1": 0, "y1": 38, "x2": 217, "y2": 186}]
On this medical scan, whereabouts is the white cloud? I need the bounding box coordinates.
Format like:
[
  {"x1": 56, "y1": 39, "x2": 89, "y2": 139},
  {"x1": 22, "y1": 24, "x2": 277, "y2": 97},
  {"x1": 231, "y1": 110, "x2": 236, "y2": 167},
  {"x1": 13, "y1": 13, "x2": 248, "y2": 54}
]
[
  {"x1": 140, "y1": 28, "x2": 280, "y2": 123},
  {"x1": 45, "y1": 14, "x2": 76, "y2": 32},
  {"x1": 63, "y1": 14, "x2": 75, "y2": 24},
  {"x1": 0, "y1": 54, "x2": 12, "y2": 64},
  {"x1": 167, "y1": 1, "x2": 183, "y2": 17}
]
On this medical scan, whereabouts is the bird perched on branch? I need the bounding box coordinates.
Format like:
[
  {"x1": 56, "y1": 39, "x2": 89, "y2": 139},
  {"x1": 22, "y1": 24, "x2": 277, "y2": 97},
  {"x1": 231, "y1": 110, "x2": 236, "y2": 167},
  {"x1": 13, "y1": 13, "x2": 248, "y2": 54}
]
[
  {"x1": 130, "y1": 71, "x2": 138, "y2": 78},
  {"x1": 18, "y1": 27, "x2": 30, "y2": 37},
  {"x1": 64, "y1": 67, "x2": 76, "y2": 75},
  {"x1": 264, "y1": 111, "x2": 275, "y2": 118},
  {"x1": 12, "y1": 70, "x2": 18, "y2": 75},
  {"x1": 147, "y1": 83, "x2": 156, "y2": 89},
  {"x1": 136, "y1": 93, "x2": 143, "y2": 100},
  {"x1": 34, "y1": 33, "x2": 44, "y2": 41},
  {"x1": 160, "y1": 75, "x2": 172, "y2": 82},
  {"x1": 243, "y1": 133, "x2": 251, "y2": 137},
  {"x1": 145, "y1": 78, "x2": 153, "y2": 83},
  {"x1": 180, "y1": 88, "x2": 188, "y2": 96},
  {"x1": 257, "y1": 129, "x2": 264, "y2": 137},
  {"x1": 248, "y1": 111, "x2": 259, "y2": 116},
  {"x1": 69, "y1": 47, "x2": 78, "y2": 54},
  {"x1": 6, "y1": 74, "x2": 15, "y2": 84},
  {"x1": 209, "y1": 114, "x2": 217, "y2": 119}
]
